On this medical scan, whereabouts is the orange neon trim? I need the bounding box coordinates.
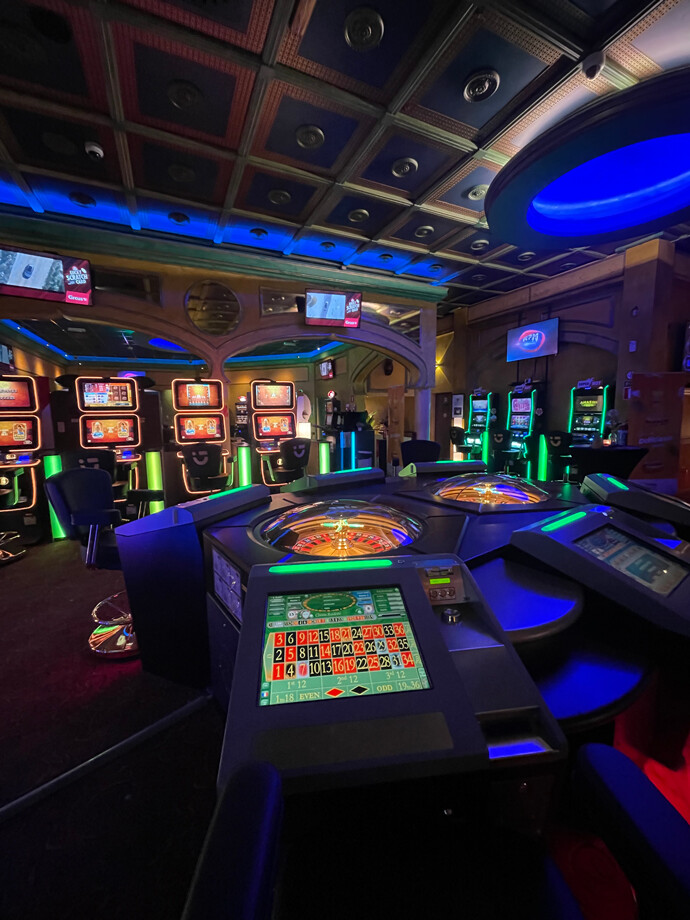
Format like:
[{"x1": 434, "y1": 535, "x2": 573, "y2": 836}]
[
  {"x1": 79, "y1": 415, "x2": 141, "y2": 449},
  {"x1": 0, "y1": 375, "x2": 39, "y2": 413},
  {"x1": 171, "y1": 378, "x2": 225, "y2": 412},
  {"x1": 75, "y1": 376, "x2": 139, "y2": 413},
  {"x1": 250, "y1": 379, "x2": 296, "y2": 412}
]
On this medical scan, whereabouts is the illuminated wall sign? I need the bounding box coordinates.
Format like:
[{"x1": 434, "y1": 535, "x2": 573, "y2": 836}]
[
  {"x1": 507, "y1": 318, "x2": 559, "y2": 363},
  {"x1": 0, "y1": 245, "x2": 91, "y2": 305}
]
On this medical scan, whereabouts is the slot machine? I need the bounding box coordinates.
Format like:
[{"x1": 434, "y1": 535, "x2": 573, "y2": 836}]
[
  {"x1": 172, "y1": 378, "x2": 230, "y2": 496},
  {"x1": 51, "y1": 375, "x2": 163, "y2": 516},
  {"x1": 569, "y1": 379, "x2": 610, "y2": 445},
  {"x1": 234, "y1": 395, "x2": 249, "y2": 441},
  {"x1": 506, "y1": 383, "x2": 541, "y2": 477},
  {"x1": 250, "y1": 379, "x2": 297, "y2": 488},
  {"x1": 465, "y1": 389, "x2": 497, "y2": 462},
  {"x1": 0, "y1": 374, "x2": 47, "y2": 549}
]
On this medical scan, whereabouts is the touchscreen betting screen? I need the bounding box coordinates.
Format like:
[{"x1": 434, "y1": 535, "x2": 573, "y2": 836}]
[
  {"x1": 0, "y1": 417, "x2": 34, "y2": 448},
  {"x1": 259, "y1": 587, "x2": 430, "y2": 706},
  {"x1": 0, "y1": 378, "x2": 33, "y2": 410},
  {"x1": 576, "y1": 526, "x2": 687, "y2": 596}
]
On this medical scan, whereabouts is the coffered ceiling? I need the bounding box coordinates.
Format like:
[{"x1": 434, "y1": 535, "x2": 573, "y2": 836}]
[{"x1": 0, "y1": 0, "x2": 689, "y2": 312}]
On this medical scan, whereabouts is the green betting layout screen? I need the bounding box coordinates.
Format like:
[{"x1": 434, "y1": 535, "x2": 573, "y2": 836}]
[{"x1": 259, "y1": 587, "x2": 430, "y2": 706}]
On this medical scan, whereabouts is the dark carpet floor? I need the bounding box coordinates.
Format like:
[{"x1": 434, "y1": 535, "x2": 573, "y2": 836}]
[{"x1": 1, "y1": 541, "x2": 226, "y2": 920}]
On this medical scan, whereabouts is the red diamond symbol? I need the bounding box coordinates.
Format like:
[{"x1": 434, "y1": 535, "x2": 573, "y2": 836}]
[{"x1": 326, "y1": 687, "x2": 344, "y2": 698}]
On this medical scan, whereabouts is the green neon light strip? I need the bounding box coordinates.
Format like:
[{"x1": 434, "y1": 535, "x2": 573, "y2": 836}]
[
  {"x1": 238, "y1": 444, "x2": 252, "y2": 486},
  {"x1": 538, "y1": 435, "x2": 549, "y2": 482},
  {"x1": 601, "y1": 385, "x2": 609, "y2": 436},
  {"x1": 268, "y1": 559, "x2": 393, "y2": 575},
  {"x1": 481, "y1": 430, "x2": 489, "y2": 465},
  {"x1": 568, "y1": 387, "x2": 575, "y2": 434},
  {"x1": 209, "y1": 485, "x2": 252, "y2": 500},
  {"x1": 145, "y1": 451, "x2": 165, "y2": 513},
  {"x1": 605, "y1": 475, "x2": 629, "y2": 490},
  {"x1": 541, "y1": 511, "x2": 588, "y2": 532},
  {"x1": 506, "y1": 390, "x2": 512, "y2": 428},
  {"x1": 330, "y1": 466, "x2": 374, "y2": 474},
  {"x1": 319, "y1": 440, "x2": 330, "y2": 474},
  {"x1": 43, "y1": 455, "x2": 66, "y2": 539}
]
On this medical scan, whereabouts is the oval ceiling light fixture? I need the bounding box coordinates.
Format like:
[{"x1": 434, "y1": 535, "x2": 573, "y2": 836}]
[
  {"x1": 379, "y1": 252, "x2": 393, "y2": 262},
  {"x1": 168, "y1": 163, "x2": 195, "y2": 184},
  {"x1": 414, "y1": 225, "x2": 435, "y2": 239},
  {"x1": 348, "y1": 208, "x2": 369, "y2": 223},
  {"x1": 463, "y1": 70, "x2": 500, "y2": 103},
  {"x1": 268, "y1": 189, "x2": 292, "y2": 205},
  {"x1": 250, "y1": 227, "x2": 268, "y2": 238},
  {"x1": 485, "y1": 67, "x2": 690, "y2": 249},
  {"x1": 168, "y1": 211, "x2": 190, "y2": 224},
  {"x1": 344, "y1": 7, "x2": 384, "y2": 51},
  {"x1": 296, "y1": 124, "x2": 325, "y2": 149},
  {"x1": 470, "y1": 238, "x2": 490, "y2": 252},
  {"x1": 391, "y1": 157, "x2": 418, "y2": 178},
  {"x1": 467, "y1": 184, "x2": 489, "y2": 201},
  {"x1": 320, "y1": 241, "x2": 336, "y2": 251},
  {"x1": 517, "y1": 251, "x2": 535, "y2": 262},
  {"x1": 167, "y1": 80, "x2": 202, "y2": 110},
  {"x1": 69, "y1": 191, "x2": 96, "y2": 208}
]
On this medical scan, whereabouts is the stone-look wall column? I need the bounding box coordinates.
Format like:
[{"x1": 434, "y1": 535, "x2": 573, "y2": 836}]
[
  {"x1": 615, "y1": 239, "x2": 676, "y2": 413},
  {"x1": 415, "y1": 387, "x2": 432, "y2": 439},
  {"x1": 415, "y1": 305, "x2": 437, "y2": 438}
]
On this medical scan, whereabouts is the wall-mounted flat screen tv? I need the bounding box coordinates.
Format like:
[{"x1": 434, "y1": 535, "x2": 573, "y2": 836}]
[
  {"x1": 0, "y1": 246, "x2": 91, "y2": 305},
  {"x1": 507, "y1": 318, "x2": 559, "y2": 362},
  {"x1": 305, "y1": 291, "x2": 361, "y2": 328},
  {"x1": 318, "y1": 360, "x2": 334, "y2": 379}
]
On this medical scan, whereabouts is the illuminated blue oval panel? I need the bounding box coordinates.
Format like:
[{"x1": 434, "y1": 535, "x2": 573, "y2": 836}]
[{"x1": 528, "y1": 134, "x2": 690, "y2": 236}]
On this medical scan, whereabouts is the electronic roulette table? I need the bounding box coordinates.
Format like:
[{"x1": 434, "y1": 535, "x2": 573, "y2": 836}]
[{"x1": 396, "y1": 472, "x2": 589, "y2": 561}]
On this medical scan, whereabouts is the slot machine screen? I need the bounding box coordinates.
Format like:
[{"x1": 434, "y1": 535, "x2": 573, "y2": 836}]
[
  {"x1": 0, "y1": 417, "x2": 37, "y2": 449},
  {"x1": 253, "y1": 414, "x2": 296, "y2": 440},
  {"x1": 472, "y1": 398, "x2": 488, "y2": 412},
  {"x1": 305, "y1": 291, "x2": 361, "y2": 328},
  {"x1": 511, "y1": 397, "x2": 532, "y2": 414},
  {"x1": 175, "y1": 415, "x2": 225, "y2": 442},
  {"x1": 173, "y1": 380, "x2": 223, "y2": 410},
  {"x1": 81, "y1": 416, "x2": 139, "y2": 446},
  {"x1": 576, "y1": 526, "x2": 687, "y2": 597},
  {"x1": 575, "y1": 395, "x2": 603, "y2": 412},
  {"x1": 511, "y1": 415, "x2": 531, "y2": 430},
  {"x1": 252, "y1": 382, "x2": 295, "y2": 410},
  {"x1": 77, "y1": 378, "x2": 137, "y2": 411},
  {"x1": 0, "y1": 377, "x2": 35, "y2": 411},
  {"x1": 258, "y1": 586, "x2": 431, "y2": 706}
]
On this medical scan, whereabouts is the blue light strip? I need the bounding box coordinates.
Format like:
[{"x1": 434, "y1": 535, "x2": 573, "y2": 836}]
[
  {"x1": 225, "y1": 342, "x2": 347, "y2": 364},
  {"x1": 1, "y1": 321, "x2": 204, "y2": 366}
]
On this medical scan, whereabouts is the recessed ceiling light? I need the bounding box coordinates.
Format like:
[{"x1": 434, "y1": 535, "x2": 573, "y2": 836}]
[
  {"x1": 168, "y1": 164, "x2": 195, "y2": 184},
  {"x1": 268, "y1": 189, "x2": 292, "y2": 205},
  {"x1": 391, "y1": 157, "x2": 418, "y2": 178},
  {"x1": 167, "y1": 80, "x2": 202, "y2": 110},
  {"x1": 348, "y1": 208, "x2": 369, "y2": 223},
  {"x1": 561, "y1": 262, "x2": 577, "y2": 270},
  {"x1": 414, "y1": 225, "x2": 435, "y2": 239},
  {"x1": 379, "y1": 253, "x2": 393, "y2": 262},
  {"x1": 69, "y1": 191, "x2": 96, "y2": 208},
  {"x1": 344, "y1": 7, "x2": 384, "y2": 51},
  {"x1": 296, "y1": 124, "x2": 325, "y2": 149},
  {"x1": 168, "y1": 211, "x2": 190, "y2": 224},
  {"x1": 471, "y1": 273, "x2": 487, "y2": 282},
  {"x1": 470, "y1": 238, "x2": 490, "y2": 252},
  {"x1": 463, "y1": 70, "x2": 500, "y2": 103},
  {"x1": 250, "y1": 227, "x2": 268, "y2": 238},
  {"x1": 429, "y1": 264, "x2": 443, "y2": 272},
  {"x1": 517, "y1": 251, "x2": 535, "y2": 262},
  {"x1": 467, "y1": 184, "x2": 489, "y2": 201},
  {"x1": 320, "y1": 241, "x2": 336, "y2": 251}
]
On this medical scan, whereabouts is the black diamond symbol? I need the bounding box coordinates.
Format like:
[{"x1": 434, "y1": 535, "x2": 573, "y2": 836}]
[{"x1": 351, "y1": 685, "x2": 369, "y2": 695}]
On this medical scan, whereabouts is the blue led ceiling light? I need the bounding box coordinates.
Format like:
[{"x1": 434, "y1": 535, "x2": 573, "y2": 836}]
[
  {"x1": 485, "y1": 67, "x2": 690, "y2": 249},
  {"x1": 528, "y1": 135, "x2": 690, "y2": 236},
  {"x1": 148, "y1": 337, "x2": 188, "y2": 352}
]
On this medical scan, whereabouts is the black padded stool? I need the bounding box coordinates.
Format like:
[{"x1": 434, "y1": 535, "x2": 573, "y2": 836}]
[
  {"x1": 179, "y1": 443, "x2": 228, "y2": 494},
  {"x1": 45, "y1": 467, "x2": 137, "y2": 658}
]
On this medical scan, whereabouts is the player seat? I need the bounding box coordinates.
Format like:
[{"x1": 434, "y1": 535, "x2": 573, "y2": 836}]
[
  {"x1": 0, "y1": 466, "x2": 27, "y2": 564},
  {"x1": 487, "y1": 429, "x2": 520, "y2": 474},
  {"x1": 542, "y1": 431, "x2": 573, "y2": 481},
  {"x1": 179, "y1": 443, "x2": 229, "y2": 494},
  {"x1": 572, "y1": 743, "x2": 690, "y2": 919},
  {"x1": 400, "y1": 439, "x2": 441, "y2": 466},
  {"x1": 268, "y1": 438, "x2": 311, "y2": 485},
  {"x1": 44, "y1": 467, "x2": 137, "y2": 658},
  {"x1": 449, "y1": 427, "x2": 473, "y2": 456}
]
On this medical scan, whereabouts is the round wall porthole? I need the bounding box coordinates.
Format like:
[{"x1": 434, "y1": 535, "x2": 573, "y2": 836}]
[{"x1": 185, "y1": 281, "x2": 241, "y2": 336}]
